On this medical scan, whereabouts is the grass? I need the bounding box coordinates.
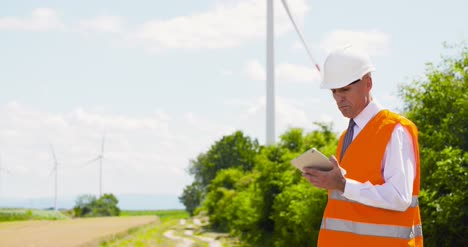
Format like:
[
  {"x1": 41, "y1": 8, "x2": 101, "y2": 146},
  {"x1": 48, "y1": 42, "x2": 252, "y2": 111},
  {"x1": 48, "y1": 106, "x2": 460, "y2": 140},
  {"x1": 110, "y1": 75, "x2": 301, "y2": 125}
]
[
  {"x1": 101, "y1": 210, "x2": 197, "y2": 247},
  {"x1": 120, "y1": 209, "x2": 189, "y2": 220},
  {"x1": 103, "y1": 210, "x2": 246, "y2": 247},
  {"x1": 0, "y1": 208, "x2": 69, "y2": 222},
  {"x1": 0, "y1": 208, "x2": 186, "y2": 223}
]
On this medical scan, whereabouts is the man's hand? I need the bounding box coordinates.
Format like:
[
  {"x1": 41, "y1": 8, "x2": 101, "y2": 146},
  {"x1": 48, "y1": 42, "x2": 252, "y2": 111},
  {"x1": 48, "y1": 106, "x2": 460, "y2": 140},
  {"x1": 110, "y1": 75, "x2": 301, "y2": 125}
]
[{"x1": 302, "y1": 155, "x2": 346, "y2": 192}]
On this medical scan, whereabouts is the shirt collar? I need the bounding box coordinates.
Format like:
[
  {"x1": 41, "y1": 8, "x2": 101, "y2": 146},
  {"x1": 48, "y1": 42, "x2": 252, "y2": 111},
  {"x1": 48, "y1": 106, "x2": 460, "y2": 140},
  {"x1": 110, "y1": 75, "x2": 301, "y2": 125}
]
[{"x1": 352, "y1": 100, "x2": 385, "y2": 130}]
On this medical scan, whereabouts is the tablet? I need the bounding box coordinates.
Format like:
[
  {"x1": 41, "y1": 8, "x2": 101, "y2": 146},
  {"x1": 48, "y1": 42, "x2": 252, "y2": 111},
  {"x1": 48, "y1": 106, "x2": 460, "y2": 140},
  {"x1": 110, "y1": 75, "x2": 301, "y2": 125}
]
[{"x1": 291, "y1": 148, "x2": 333, "y2": 171}]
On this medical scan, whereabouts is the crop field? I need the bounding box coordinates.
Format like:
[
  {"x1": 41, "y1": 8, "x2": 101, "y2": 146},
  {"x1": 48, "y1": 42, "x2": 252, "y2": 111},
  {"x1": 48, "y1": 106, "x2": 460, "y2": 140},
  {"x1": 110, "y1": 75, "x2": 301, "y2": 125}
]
[
  {"x1": 0, "y1": 215, "x2": 158, "y2": 247},
  {"x1": 0, "y1": 208, "x2": 69, "y2": 221}
]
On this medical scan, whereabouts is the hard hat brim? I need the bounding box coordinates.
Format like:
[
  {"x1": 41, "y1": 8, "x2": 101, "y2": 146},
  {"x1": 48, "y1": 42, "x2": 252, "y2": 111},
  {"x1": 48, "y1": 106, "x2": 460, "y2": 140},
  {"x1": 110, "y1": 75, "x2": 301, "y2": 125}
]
[{"x1": 320, "y1": 66, "x2": 375, "y2": 89}]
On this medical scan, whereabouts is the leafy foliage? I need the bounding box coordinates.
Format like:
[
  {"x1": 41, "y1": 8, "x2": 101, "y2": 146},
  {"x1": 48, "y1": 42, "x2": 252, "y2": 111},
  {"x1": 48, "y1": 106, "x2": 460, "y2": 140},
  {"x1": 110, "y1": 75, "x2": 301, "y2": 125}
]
[
  {"x1": 271, "y1": 181, "x2": 327, "y2": 247},
  {"x1": 188, "y1": 130, "x2": 260, "y2": 188},
  {"x1": 181, "y1": 123, "x2": 338, "y2": 246},
  {"x1": 73, "y1": 193, "x2": 120, "y2": 217},
  {"x1": 180, "y1": 131, "x2": 261, "y2": 216},
  {"x1": 203, "y1": 168, "x2": 245, "y2": 231},
  {"x1": 400, "y1": 43, "x2": 468, "y2": 246},
  {"x1": 178, "y1": 181, "x2": 203, "y2": 216}
]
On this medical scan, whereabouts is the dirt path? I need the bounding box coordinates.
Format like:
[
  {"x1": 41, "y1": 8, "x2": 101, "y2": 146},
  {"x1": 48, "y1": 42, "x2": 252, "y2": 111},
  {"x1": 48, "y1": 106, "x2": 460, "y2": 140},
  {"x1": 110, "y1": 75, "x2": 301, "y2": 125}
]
[
  {"x1": 163, "y1": 229, "x2": 194, "y2": 247},
  {"x1": 163, "y1": 218, "x2": 222, "y2": 247},
  {"x1": 0, "y1": 216, "x2": 158, "y2": 247}
]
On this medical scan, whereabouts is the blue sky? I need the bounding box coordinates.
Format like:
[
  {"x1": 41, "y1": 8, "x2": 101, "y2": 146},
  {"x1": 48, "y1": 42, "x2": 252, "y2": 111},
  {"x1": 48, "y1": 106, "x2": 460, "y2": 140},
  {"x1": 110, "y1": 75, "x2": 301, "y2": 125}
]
[{"x1": 0, "y1": 0, "x2": 466, "y2": 203}]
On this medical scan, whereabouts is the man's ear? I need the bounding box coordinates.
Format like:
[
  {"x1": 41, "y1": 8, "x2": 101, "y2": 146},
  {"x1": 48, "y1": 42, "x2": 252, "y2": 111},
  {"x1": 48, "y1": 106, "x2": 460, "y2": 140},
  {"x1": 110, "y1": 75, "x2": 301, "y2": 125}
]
[{"x1": 364, "y1": 74, "x2": 373, "y2": 90}]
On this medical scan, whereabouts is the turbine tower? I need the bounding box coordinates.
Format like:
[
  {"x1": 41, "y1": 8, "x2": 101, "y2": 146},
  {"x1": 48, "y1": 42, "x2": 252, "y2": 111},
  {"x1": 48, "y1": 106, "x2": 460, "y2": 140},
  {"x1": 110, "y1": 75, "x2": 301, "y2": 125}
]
[
  {"x1": 266, "y1": 0, "x2": 275, "y2": 145},
  {"x1": 98, "y1": 135, "x2": 105, "y2": 197},
  {"x1": 85, "y1": 135, "x2": 106, "y2": 197}
]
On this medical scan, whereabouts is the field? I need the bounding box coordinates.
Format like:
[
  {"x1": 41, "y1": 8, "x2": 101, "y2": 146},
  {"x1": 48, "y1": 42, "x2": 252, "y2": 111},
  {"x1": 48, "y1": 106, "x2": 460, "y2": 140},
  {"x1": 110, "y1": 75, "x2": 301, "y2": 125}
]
[
  {"x1": 0, "y1": 209, "x2": 239, "y2": 247},
  {"x1": 0, "y1": 208, "x2": 69, "y2": 221},
  {"x1": 0, "y1": 215, "x2": 158, "y2": 247}
]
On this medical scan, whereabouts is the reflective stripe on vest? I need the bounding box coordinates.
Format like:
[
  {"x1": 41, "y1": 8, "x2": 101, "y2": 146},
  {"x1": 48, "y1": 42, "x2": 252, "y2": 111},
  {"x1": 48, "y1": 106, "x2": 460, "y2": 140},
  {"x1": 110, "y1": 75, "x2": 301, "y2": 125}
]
[
  {"x1": 330, "y1": 190, "x2": 420, "y2": 208},
  {"x1": 321, "y1": 218, "x2": 423, "y2": 239}
]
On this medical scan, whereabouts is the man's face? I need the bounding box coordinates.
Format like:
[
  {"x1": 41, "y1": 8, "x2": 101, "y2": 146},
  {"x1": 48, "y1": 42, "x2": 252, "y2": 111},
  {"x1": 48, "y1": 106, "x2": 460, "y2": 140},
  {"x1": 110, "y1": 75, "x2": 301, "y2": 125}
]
[{"x1": 331, "y1": 76, "x2": 372, "y2": 119}]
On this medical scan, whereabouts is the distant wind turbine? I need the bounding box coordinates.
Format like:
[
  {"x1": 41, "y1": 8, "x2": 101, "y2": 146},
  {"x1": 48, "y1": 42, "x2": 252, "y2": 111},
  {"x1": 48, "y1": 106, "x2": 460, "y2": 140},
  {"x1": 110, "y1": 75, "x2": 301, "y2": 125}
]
[
  {"x1": 86, "y1": 135, "x2": 106, "y2": 197},
  {"x1": 98, "y1": 135, "x2": 105, "y2": 197},
  {"x1": 49, "y1": 144, "x2": 59, "y2": 211}
]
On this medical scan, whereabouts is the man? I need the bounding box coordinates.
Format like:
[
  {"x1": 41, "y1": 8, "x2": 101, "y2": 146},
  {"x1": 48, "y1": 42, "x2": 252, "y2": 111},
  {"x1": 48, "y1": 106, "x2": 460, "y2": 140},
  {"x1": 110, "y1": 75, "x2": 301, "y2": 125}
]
[{"x1": 302, "y1": 45, "x2": 423, "y2": 246}]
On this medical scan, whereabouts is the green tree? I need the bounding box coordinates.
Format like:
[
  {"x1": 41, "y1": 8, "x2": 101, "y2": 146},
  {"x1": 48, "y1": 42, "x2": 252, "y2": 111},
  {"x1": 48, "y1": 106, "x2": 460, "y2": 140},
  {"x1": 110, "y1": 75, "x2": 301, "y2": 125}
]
[
  {"x1": 73, "y1": 194, "x2": 96, "y2": 217},
  {"x1": 73, "y1": 193, "x2": 120, "y2": 217},
  {"x1": 230, "y1": 145, "x2": 303, "y2": 245},
  {"x1": 399, "y1": 43, "x2": 468, "y2": 246},
  {"x1": 303, "y1": 122, "x2": 338, "y2": 157},
  {"x1": 93, "y1": 194, "x2": 120, "y2": 216},
  {"x1": 179, "y1": 181, "x2": 203, "y2": 216},
  {"x1": 188, "y1": 131, "x2": 260, "y2": 188},
  {"x1": 181, "y1": 125, "x2": 338, "y2": 246},
  {"x1": 180, "y1": 131, "x2": 260, "y2": 214},
  {"x1": 279, "y1": 128, "x2": 304, "y2": 152}
]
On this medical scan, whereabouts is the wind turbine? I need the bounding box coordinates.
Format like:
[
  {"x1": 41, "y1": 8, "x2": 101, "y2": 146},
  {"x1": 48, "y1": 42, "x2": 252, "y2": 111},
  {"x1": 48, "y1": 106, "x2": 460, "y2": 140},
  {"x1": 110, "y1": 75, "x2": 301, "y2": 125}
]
[
  {"x1": 82, "y1": 135, "x2": 106, "y2": 197},
  {"x1": 98, "y1": 135, "x2": 105, "y2": 197},
  {"x1": 266, "y1": 0, "x2": 275, "y2": 145},
  {"x1": 49, "y1": 144, "x2": 59, "y2": 211},
  {"x1": 266, "y1": 0, "x2": 321, "y2": 145}
]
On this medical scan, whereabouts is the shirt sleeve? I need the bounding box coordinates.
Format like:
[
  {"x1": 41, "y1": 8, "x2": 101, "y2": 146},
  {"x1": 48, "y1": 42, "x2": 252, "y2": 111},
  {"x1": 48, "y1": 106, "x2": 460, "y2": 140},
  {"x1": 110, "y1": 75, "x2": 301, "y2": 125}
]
[{"x1": 341, "y1": 124, "x2": 416, "y2": 211}]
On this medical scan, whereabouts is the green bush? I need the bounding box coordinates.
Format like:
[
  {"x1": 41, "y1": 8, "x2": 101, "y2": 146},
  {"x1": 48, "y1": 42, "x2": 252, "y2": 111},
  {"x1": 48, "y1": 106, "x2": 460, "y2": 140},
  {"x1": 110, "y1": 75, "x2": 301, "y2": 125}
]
[
  {"x1": 271, "y1": 181, "x2": 327, "y2": 246},
  {"x1": 400, "y1": 43, "x2": 468, "y2": 246},
  {"x1": 73, "y1": 193, "x2": 120, "y2": 217}
]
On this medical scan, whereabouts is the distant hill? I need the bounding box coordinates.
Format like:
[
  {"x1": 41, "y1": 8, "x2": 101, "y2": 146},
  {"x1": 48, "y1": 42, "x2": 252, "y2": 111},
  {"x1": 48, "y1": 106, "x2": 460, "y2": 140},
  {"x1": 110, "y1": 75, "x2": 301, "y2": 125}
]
[{"x1": 0, "y1": 194, "x2": 184, "y2": 210}]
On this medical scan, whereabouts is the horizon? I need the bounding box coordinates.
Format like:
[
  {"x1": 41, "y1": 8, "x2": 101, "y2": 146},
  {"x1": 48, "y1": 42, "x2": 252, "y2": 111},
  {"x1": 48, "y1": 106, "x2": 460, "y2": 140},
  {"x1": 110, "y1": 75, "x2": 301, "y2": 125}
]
[{"x1": 0, "y1": 193, "x2": 184, "y2": 210}]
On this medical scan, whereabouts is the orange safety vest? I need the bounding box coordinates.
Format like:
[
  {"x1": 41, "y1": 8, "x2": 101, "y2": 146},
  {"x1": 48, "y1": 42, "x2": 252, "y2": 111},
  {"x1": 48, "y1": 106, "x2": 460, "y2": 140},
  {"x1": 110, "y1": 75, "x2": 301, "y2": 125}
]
[{"x1": 318, "y1": 110, "x2": 423, "y2": 247}]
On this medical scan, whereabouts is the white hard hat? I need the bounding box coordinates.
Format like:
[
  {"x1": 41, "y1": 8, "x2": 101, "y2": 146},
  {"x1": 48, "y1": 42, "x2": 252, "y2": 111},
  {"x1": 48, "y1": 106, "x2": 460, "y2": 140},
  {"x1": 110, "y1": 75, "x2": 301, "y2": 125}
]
[{"x1": 320, "y1": 45, "x2": 375, "y2": 89}]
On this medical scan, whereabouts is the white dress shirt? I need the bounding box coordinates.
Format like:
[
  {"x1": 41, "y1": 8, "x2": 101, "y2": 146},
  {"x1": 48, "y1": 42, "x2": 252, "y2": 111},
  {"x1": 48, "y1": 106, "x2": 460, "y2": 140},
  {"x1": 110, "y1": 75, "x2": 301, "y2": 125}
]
[{"x1": 341, "y1": 100, "x2": 416, "y2": 212}]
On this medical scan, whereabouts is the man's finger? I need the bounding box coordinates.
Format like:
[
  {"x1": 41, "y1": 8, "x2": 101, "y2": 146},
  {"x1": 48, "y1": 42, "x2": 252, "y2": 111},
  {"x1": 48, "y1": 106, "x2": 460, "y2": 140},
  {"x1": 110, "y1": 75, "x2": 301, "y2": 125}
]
[{"x1": 329, "y1": 155, "x2": 339, "y2": 168}]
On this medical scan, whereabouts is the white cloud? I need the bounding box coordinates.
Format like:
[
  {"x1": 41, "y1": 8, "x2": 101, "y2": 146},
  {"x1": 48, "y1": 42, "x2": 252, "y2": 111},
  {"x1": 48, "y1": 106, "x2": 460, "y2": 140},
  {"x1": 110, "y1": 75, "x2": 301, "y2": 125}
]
[
  {"x1": 277, "y1": 63, "x2": 321, "y2": 83},
  {"x1": 245, "y1": 60, "x2": 266, "y2": 81},
  {"x1": 245, "y1": 59, "x2": 320, "y2": 83},
  {"x1": 0, "y1": 1, "x2": 310, "y2": 52},
  {"x1": 320, "y1": 29, "x2": 391, "y2": 56},
  {"x1": 0, "y1": 102, "x2": 230, "y2": 197},
  {"x1": 276, "y1": 97, "x2": 311, "y2": 129},
  {"x1": 222, "y1": 98, "x2": 251, "y2": 108},
  {"x1": 0, "y1": 8, "x2": 64, "y2": 31},
  {"x1": 236, "y1": 96, "x2": 312, "y2": 134},
  {"x1": 133, "y1": 0, "x2": 309, "y2": 52},
  {"x1": 220, "y1": 69, "x2": 233, "y2": 76},
  {"x1": 184, "y1": 112, "x2": 235, "y2": 141},
  {"x1": 77, "y1": 16, "x2": 126, "y2": 34}
]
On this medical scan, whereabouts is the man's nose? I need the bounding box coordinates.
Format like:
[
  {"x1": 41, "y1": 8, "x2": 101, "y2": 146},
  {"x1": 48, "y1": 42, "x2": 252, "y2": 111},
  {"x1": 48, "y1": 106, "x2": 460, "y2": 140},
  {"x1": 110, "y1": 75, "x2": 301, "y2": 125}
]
[{"x1": 334, "y1": 93, "x2": 345, "y2": 102}]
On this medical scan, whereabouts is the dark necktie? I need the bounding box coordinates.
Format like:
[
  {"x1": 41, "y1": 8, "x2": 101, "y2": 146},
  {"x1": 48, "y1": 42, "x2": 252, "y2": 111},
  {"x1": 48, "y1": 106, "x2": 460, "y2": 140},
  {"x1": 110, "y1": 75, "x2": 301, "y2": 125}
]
[{"x1": 340, "y1": 119, "x2": 356, "y2": 161}]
